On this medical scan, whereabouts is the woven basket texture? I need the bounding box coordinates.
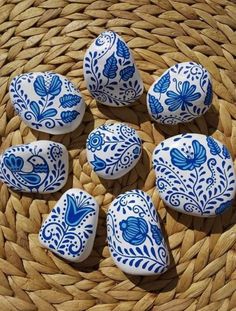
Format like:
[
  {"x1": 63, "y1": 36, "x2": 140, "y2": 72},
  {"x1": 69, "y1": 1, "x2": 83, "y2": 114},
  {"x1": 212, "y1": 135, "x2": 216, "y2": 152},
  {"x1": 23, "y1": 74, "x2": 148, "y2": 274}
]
[{"x1": 0, "y1": 0, "x2": 236, "y2": 310}]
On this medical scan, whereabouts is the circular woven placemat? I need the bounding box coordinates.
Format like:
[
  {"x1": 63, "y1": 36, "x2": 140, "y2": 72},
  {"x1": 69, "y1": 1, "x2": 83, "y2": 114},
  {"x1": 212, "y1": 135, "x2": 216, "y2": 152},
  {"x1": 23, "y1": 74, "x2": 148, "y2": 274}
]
[{"x1": 1, "y1": 0, "x2": 236, "y2": 310}]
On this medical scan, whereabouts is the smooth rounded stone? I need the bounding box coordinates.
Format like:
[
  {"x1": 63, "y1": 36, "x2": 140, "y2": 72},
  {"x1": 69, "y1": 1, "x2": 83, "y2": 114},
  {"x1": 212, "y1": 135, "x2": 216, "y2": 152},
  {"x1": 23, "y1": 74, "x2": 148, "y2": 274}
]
[
  {"x1": 153, "y1": 134, "x2": 236, "y2": 217},
  {"x1": 86, "y1": 123, "x2": 142, "y2": 179},
  {"x1": 9, "y1": 72, "x2": 85, "y2": 134},
  {"x1": 83, "y1": 30, "x2": 143, "y2": 107},
  {"x1": 147, "y1": 62, "x2": 213, "y2": 124},
  {"x1": 39, "y1": 188, "x2": 99, "y2": 262},
  {"x1": 0, "y1": 140, "x2": 69, "y2": 193},
  {"x1": 107, "y1": 190, "x2": 169, "y2": 275}
]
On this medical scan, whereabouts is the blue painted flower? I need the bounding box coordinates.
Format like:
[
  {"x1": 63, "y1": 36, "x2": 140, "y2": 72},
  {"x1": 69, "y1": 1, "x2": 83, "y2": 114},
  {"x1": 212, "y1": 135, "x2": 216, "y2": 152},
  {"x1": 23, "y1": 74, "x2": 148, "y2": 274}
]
[
  {"x1": 87, "y1": 131, "x2": 105, "y2": 152},
  {"x1": 34, "y1": 75, "x2": 62, "y2": 97},
  {"x1": 4, "y1": 154, "x2": 23, "y2": 172},
  {"x1": 151, "y1": 224, "x2": 163, "y2": 245},
  {"x1": 165, "y1": 81, "x2": 201, "y2": 111},
  {"x1": 91, "y1": 155, "x2": 106, "y2": 172},
  {"x1": 119, "y1": 216, "x2": 148, "y2": 245},
  {"x1": 215, "y1": 200, "x2": 233, "y2": 215},
  {"x1": 65, "y1": 194, "x2": 94, "y2": 227},
  {"x1": 170, "y1": 140, "x2": 206, "y2": 170}
]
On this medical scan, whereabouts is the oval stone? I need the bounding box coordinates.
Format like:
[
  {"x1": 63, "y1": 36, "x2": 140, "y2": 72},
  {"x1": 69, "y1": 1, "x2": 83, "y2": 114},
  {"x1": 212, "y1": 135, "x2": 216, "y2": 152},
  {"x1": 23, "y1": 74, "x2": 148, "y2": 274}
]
[
  {"x1": 83, "y1": 30, "x2": 143, "y2": 107},
  {"x1": 39, "y1": 188, "x2": 99, "y2": 262},
  {"x1": 107, "y1": 190, "x2": 169, "y2": 275},
  {"x1": 147, "y1": 62, "x2": 213, "y2": 124},
  {"x1": 9, "y1": 72, "x2": 85, "y2": 134},
  {"x1": 0, "y1": 140, "x2": 69, "y2": 193},
  {"x1": 153, "y1": 134, "x2": 236, "y2": 217},
  {"x1": 86, "y1": 123, "x2": 142, "y2": 179}
]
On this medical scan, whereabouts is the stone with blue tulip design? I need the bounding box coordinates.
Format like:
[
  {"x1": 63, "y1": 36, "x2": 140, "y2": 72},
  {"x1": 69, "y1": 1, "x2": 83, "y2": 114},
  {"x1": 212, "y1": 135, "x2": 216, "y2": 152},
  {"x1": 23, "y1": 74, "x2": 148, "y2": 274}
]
[
  {"x1": 107, "y1": 190, "x2": 169, "y2": 275},
  {"x1": 0, "y1": 140, "x2": 69, "y2": 193},
  {"x1": 153, "y1": 134, "x2": 236, "y2": 217},
  {"x1": 83, "y1": 30, "x2": 143, "y2": 107},
  {"x1": 86, "y1": 123, "x2": 142, "y2": 179},
  {"x1": 9, "y1": 72, "x2": 85, "y2": 134},
  {"x1": 147, "y1": 62, "x2": 213, "y2": 124},
  {"x1": 39, "y1": 189, "x2": 99, "y2": 262}
]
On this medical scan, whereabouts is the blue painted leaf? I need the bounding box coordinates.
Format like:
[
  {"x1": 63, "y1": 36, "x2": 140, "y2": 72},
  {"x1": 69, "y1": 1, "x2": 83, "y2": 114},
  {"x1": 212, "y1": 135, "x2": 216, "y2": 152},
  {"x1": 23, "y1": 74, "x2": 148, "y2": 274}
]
[
  {"x1": 204, "y1": 81, "x2": 213, "y2": 106},
  {"x1": 59, "y1": 94, "x2": 81, "y2": 108},
  {"x1": 206, "y1": 136, "x2": 221, "y2": 155},
  {"x1": 61, "y1": 110, "x2": 79, "y2": 123},
  {"x1": 103, "y1": 53, "x2": 118, "y2": 79},
  {"x1": 41, "y1": 108, "x2": 57, "y2": 119},
  {"x1": 116, "y1": 38, "x2": 130, "y2": 59},
  {"x1": 91, "y1": 155, "x2": 106, "y2": 171},
  {"x1": 222, "y1": 145, "x2": 230, "y2": 159},
  {"x1": 154, "y1": 72, "x2": 170, "y2": 93},
  {"x1": 148, "y1": 94, "x2": 164, "y2": 115},
  {"x1": 120, "y1": 65, "x2": 135, "y2": 81},
  {"x1": 34, "y1": 76, "x2": 47, "y2": 96},
  {"x1": 29, "y1": 101, "x2": 40, "y2": 117}
]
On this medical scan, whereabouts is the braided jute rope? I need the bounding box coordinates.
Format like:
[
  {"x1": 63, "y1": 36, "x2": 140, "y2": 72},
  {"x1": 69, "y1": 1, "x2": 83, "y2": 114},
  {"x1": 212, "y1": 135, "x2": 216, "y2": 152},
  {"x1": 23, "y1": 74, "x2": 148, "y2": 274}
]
[{"x1": 0, "y1": 0, "x2": 236, "y2": 310}]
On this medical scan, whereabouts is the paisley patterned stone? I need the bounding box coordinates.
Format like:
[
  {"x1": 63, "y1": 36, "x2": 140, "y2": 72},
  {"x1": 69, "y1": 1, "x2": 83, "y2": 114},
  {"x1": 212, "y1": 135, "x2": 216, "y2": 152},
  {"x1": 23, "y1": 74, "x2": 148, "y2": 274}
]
[
  {"x1": 153, "y1": 134, "x2": 236, "y2": 217},
  {"x1": 86, "y1": 123, "x2": 142, "y2": 179},
  {"x1": 147, "y1": 62, "x2": 213, "y2": 124},
  {"x1": 9, "y1": 72, "x2": 85, "y2": 134},
  {"x1": 39, "y1": 189, "x2": 99, "y2": 262},
  {"x1": 83, "y1": 30, "x2": 143, "y2": 107},
  {"x1": 0, "y1": 140, "x2": 69, "y2": 193},
  {"x1": 107, "y1": 190, "x2": 169, "y2": 275}
]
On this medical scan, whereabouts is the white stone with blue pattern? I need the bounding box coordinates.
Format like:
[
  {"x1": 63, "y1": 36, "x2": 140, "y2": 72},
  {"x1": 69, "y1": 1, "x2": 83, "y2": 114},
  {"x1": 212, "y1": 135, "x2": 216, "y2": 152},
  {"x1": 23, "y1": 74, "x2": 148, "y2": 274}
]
[
  {"x1": 39, "y1": 188, "x2": 99, "y2": 262},
  {"x1": 147, "y1": 62, "x2": 213, "y2": 124},
  {"x1": 9, "y1": 72, "x2": 85, "y2": 134},
  {"x1": 107, "y1": 189, "x2": 169, "y2": 275},
  {"x1": 153, "y1": 134, "x2": 236, "y2": 217}
]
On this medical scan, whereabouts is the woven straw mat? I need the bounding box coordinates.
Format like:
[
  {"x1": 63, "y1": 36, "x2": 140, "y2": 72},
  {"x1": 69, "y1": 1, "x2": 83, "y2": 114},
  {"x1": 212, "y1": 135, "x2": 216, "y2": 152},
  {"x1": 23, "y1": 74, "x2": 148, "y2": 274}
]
[{"x1": 1, "y1": 0, "x2": 236, "y2": 311}]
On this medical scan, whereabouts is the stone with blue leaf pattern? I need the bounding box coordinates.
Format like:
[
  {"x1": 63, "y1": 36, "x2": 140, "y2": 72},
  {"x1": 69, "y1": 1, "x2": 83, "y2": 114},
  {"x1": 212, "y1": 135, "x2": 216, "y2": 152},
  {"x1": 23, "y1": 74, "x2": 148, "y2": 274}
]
[
  {"x1": 153, "y1": 134, "x2": 236, "y2": 217},
  {"x1": 39, "y1": 188, "x2": 99, "y2": 262},
  {"x1": 83, "y1": 30, "x2": 143, "y2": 107},
  {"x1": 0, "y1": 140, "x2": 69, "y2": 193},
  {"x1": 107, "y1": 190, "x2": 169, "y2": 275},
  {"x1": 86, "y1": 123, "x2": 142, "y2": 179},
  {"x1": 147, "y1": 62, "x2": 213, "y2": 124},
  {"x1": 9, "y1": 72, "x2": 85, "y2": 134}
]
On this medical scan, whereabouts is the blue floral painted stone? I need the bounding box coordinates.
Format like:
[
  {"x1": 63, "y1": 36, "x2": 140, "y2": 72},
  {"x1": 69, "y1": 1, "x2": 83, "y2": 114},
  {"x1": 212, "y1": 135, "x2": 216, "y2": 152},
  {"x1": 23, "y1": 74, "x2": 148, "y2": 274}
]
[
  {"x1": 86, "y1": 123, "x2": 142, "y2": 179},
  {"x1": 83, "y1": 30, "x2": 143, "y2": 107},
  {"x1": 9, "y1": 72, "x2": 85, "y2": 134},
  {"x1": 0, "y1": 140, "x2": 69, "y2": 193},
  {"x1": 39, "y1": 188, "x2": 99, "y2": 262},
  {"x1": 107, "y1": 190, "x2": 169, "y2": 275},
  {"x1": 153, "y1": 134, "x2": 236, "y2": 217},
  {"x1": 147, "y1": 62, "x2": 213, "y2": 124}
]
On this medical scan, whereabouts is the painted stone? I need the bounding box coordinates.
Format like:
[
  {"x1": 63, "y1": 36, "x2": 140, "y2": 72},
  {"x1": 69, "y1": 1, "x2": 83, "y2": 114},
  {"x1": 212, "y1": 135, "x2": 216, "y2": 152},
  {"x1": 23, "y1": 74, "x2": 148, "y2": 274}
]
[
  {"x1": 153, "y1": 134, "x2": 236, "y2": 217},
  {"x1": 107, "y1": 190, "x2": 169, "y2": 275},
  {"x1": 83, "y1": 30, "x2": 143, "y2": 107},
  {"x1": 39, "y1": 188, "x2": 99, "y2": 262},
  {"x1": 147, "y1": 62, "x2": 213, "y2": 124},
  {"x1": 86, "y1": 123, "x2": 142, "y2": 179},
  {"x1": 0, "y1": 140, "x2": 69, "y2": 193},
  {"x1": 9, "y1": 72, "x2": 85, "y2": 134}
]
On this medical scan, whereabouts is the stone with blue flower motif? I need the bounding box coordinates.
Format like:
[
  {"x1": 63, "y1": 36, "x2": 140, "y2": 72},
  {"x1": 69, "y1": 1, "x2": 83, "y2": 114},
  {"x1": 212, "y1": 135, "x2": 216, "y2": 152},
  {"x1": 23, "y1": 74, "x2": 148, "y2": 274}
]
[
  {"x1": 39, "y1": 188, "x2": 99, "y2": 262},
  {"x1": 153, "y1": 134, "x2": 236, "y2": 217},
  {"x1": 86, "y1": 123, "x2": 142, "y2": 179},
  {"x1": 0, "y1": 140, "x2": 69, "y2": 193},
  {"x1": 147, "y1": 62, "x2": 213, "y2": 124},
  {"x1": 9, "y1": 72, "x2": 85, "y2": 134},
  {"x1": 83, "y1": 30, "x2": 143, "y2": 107},
  {"x1": 107, "y1": 190, "x2": 169, "y2": 275}
]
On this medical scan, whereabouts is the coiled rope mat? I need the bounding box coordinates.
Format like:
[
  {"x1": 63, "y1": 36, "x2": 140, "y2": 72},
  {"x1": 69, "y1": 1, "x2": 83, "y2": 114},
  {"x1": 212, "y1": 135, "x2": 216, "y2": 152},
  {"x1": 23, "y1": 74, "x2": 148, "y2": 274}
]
[{"x1": 0, "y1": 0, "x2": 236, "y2": 310}]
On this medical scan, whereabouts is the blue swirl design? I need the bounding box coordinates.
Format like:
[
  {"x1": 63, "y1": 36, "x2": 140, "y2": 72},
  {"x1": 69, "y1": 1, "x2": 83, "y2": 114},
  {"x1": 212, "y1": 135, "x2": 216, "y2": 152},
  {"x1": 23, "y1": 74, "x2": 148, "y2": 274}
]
[
  {"x1": 107, "y1": 190, "x2": 169, "y2": 274},
  {"x1": 86, "y1": 124, "x2": 141, "y2": 177},
  {"x1": 84, "y1": 31, "x2": 143, "y2": 106},
  {"x1": 153, "y1": 134, "x2": 235, "y2": 216},
  {"x1": 10, "y1": 72, "x2": 82, "y2": 130},
  {"x1": 0, "y1": 143, "x2": 67, "y2": 193},
  {"x1": 40, "y1": 192, "x2": 96, "y2": 258}
]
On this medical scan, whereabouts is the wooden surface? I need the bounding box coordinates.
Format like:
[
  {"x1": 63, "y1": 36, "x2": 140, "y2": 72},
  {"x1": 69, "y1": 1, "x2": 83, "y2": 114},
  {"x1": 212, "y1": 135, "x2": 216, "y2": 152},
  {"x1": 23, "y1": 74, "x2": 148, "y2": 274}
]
[{"x1": 0, "y1": 0, "x2": 236, "y2": 310}]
